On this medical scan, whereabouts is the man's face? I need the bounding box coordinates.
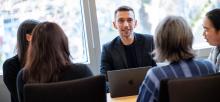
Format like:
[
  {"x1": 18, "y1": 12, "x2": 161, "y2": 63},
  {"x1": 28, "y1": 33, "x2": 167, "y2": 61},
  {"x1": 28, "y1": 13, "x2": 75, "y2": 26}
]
[
  {"x1": 113, "y1": 11, "x2": 137, "y2": 38},
  {"x1": 203, "y1": 17, "x2": 220, "y2": 46}
]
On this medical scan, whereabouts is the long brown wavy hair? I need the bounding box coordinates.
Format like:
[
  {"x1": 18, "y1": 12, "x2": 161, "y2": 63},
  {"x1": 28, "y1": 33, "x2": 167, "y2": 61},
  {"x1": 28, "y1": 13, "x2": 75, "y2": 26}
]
[{"x1": 24, "y1": 22, "x2": 71, "y2": 83}]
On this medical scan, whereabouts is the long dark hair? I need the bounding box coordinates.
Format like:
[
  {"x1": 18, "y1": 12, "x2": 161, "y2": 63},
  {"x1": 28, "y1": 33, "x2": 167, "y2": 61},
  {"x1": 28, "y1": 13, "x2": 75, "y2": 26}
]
[
  {"x1": 17, "y1": 20, "x2": 39, "y2": 67},
  {"x1": 206, "y1": 8, "x2": 220, "y2": 31},
  {"x1": 24, "y1": 22, "x2": 71, "y2": 83}
]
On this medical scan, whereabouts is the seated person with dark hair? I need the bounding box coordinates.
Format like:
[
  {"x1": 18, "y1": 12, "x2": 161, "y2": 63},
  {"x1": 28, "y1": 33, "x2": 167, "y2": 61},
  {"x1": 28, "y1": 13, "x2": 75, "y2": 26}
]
[
  {"x1": 16, "y1": 22, "x2": 93, "y2": 102},
  {"x1": 100, "y1": 5, "x2": 156, "y2": 79}
]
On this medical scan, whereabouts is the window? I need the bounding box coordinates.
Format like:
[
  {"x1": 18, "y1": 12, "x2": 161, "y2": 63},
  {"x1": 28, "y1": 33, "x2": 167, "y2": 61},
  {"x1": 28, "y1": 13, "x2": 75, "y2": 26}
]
[
  {"x1": 0, "y1": 0, "x2": 89, "y2": 74},
  {"x1": 95, "y1": 0, "x2": 220, "y2": 49},
  {"x1": 1, "y1": 0, "x2": 219, "y2": 74}
]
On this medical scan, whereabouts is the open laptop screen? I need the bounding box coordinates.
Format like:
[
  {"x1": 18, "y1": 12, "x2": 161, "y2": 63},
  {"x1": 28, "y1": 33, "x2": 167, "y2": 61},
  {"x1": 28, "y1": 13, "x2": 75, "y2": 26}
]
[{"x1": 107, "y1": 66, "x2": 151, "y2": 98}]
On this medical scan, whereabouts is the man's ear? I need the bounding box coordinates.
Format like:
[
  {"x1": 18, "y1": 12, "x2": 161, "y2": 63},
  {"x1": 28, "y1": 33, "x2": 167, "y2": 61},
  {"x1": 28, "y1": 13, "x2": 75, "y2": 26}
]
[
  {"x1": 113, "y1": 21, "x2": 118, "y2": 29},
  {"x1": 26, "y1": 34, "x2": 32, "y2": 42},
  {"x1": 217, "y1": 30, "x2": 220, "y2": 40},
  {"x1": 134, "y1": 20, "x2": 137, "y2": 28},
  {"x1": 218, "y1": 30, "x2": 220, "y2": 35}
]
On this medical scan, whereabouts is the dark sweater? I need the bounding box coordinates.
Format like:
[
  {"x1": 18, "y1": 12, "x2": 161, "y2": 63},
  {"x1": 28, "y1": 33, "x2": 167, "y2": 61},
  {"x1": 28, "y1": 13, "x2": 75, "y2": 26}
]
[
  {"x1": 3, "y1": 55, "x2": 21, "y2": 102},
  {"x1": 17, "y1": 63, "x2": 93, "y2": 102},
  {"x1": 123, "y1": 41, "x2": 138, "y2": 68}
]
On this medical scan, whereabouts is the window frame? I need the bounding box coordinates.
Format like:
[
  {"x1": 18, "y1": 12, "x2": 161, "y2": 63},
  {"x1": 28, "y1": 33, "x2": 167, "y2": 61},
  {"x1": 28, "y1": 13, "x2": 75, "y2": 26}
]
[
  {"x1": 81, "y1": 0, "x2": 101, "y2": 75},
  {"x1": 0, "y1": 0, "x2": 101, "y2": 75}
]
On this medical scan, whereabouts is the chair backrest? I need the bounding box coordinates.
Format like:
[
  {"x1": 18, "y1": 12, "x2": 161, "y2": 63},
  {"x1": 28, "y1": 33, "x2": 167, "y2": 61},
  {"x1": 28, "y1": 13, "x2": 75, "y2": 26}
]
[
  {"x1": 159, "y1": 79, "x2": 170, "y2": 102},
  {"x1": 160, "y1": 74, "x2": 220, "y2": 102},
  {"x1": 24, "y1": 75, "x2": 106, "y2": 102}
]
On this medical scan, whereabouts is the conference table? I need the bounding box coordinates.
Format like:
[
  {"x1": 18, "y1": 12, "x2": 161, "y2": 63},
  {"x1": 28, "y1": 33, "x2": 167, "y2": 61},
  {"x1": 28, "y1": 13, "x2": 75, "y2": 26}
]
[{"x1": 107, "y1": 93, "x2": 137, "y2": 102}]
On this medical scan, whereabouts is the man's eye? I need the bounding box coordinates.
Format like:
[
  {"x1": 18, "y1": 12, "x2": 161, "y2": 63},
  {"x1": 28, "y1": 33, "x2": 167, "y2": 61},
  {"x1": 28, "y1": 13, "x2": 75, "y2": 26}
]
[
  {"x1": 127, "y1": 19, "x2": 133, "y2": 22},
  {"x1": 118, "y1": 20, "x2": 124, "y2": 23}
]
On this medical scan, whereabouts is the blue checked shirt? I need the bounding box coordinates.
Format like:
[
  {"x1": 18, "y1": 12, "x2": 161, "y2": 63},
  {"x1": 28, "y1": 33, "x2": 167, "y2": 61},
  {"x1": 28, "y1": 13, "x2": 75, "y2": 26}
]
[{"x1": 137, "y1": 59, "x2": 216, "y2": 102}]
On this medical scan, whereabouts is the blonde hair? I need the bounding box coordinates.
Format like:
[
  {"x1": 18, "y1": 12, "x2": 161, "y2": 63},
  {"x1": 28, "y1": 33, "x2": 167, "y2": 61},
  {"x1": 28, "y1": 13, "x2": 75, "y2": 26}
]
[{"x1": 153, "y1": 16, "x2": 195, "y2": 62}]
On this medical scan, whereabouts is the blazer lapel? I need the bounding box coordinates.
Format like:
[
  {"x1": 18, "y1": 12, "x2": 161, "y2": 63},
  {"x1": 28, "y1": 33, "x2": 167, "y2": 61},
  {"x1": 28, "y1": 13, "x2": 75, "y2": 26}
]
[
  {"x1": 115, "y1": 37, "x2": 128, "y2": 67},
  {"x1": 134, "y1": 34, "x2": 143, "y2": 66}
]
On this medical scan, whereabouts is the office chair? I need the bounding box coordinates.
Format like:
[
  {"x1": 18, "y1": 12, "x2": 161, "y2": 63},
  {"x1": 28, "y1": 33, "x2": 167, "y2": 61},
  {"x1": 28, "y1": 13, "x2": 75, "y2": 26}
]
[
  {"x1": 159, "y1": 79, "x2": 170, "y2": 102},
  {"x1": 159, "y1": 74, "x2": 220, "y2": 102},
  {"x1": 23, "y1": 75, "x2": 106, "y2": 102}
]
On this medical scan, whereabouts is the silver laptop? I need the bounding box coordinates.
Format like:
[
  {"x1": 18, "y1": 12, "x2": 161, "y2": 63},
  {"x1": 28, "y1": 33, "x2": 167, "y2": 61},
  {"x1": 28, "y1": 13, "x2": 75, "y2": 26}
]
[{"x1": 107, "y1": 66, "x2": 151, "y2": 98}]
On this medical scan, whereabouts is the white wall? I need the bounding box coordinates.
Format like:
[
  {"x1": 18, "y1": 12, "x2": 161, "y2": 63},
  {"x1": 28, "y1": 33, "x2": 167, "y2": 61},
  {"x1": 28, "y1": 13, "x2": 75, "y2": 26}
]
[{"x1": 195, "y1": 47, "x2": 212, "y2": 59}]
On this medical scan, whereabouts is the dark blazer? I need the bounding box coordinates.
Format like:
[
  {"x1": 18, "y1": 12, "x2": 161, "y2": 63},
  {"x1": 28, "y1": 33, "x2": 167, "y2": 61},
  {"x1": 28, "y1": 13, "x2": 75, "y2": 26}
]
[{"x1": 100, "y1": 33, "x2": 156, "y2": 76}]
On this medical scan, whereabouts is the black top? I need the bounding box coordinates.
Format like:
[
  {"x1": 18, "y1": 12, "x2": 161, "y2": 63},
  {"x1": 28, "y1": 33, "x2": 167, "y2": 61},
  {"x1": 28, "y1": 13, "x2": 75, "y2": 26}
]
[
  {"x1": 17, "y1": 63, "x2": 93, "y2": 102},
  {"x1": 123, "y1": 41, "x2": 138, "y2": 68},
  {"x1": 3, "y1": 55, "x2": 21, "y2": 102}
]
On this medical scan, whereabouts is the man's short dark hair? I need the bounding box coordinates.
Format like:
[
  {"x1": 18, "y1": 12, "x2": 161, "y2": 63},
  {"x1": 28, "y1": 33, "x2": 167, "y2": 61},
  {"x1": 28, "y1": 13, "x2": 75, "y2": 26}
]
[{"x1": 114, "y1": 6, "x2": 135, "y2": 19}]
